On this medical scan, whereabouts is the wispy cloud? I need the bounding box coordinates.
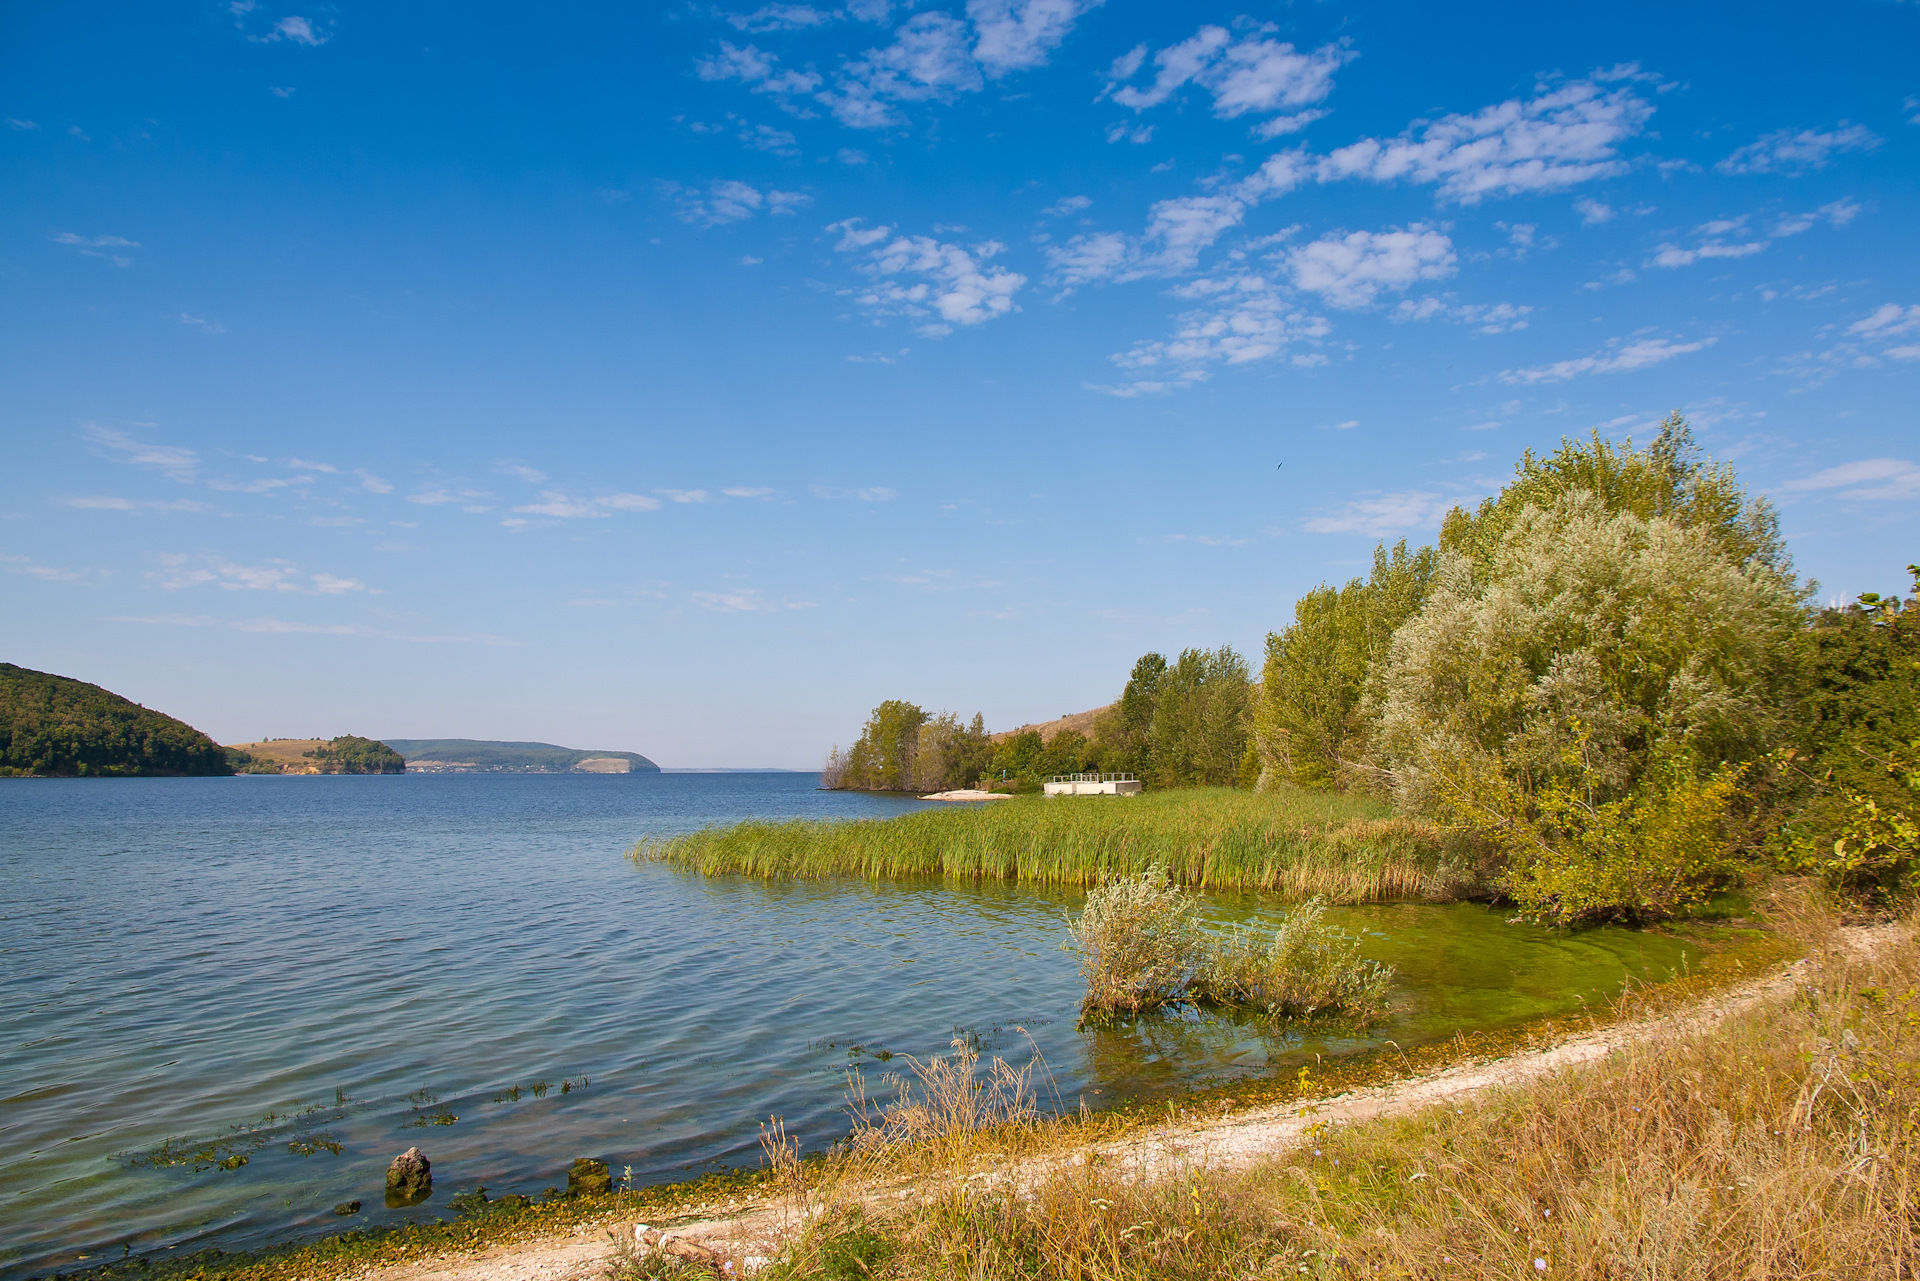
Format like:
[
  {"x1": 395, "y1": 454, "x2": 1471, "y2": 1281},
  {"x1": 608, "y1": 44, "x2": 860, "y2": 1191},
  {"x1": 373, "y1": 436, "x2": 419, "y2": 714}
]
[
  {"x1": 61, "y1": 496, "x2": 213, "y2": 513},
  {"x1": 1777, "y1": 458, "x2": 1920, "y2": 502},
  {"x1": 1105, "y1": 25, "x2": 1351, "y2": 137},
  {"x1": 691, "y1": 588, "x2": 818, "y2": 612},
  {"x1": 1312, "y1": 70, "x2": 1654, "y2": 203},
  {"x1": 722, "y1": 486, "x2": 775, "y2": 498},
  {"x1": 1716, "y1": 123, "x2": 1879, "y2": 175},
  {"x1": 1302, "y1": 488, "x2": 1469, "y2": 536},
  {"x1": 1500, "y1": 335, "x2": 1714, "y2": 384},
  {"x1": 148, "y1": 553, "x2": 370, "y2": 595},
  {"x1": 829, "y1": 219, "x2": 1025, "y2": 335},
  {"x1": 110, "y1": 614, "x2": 525, "y2": 645},
  {"x1": 55, "y1": 231, "x2": 139, "y2": 266},
  {"x1": 1391, "y1": 298, "x2": 1532, "y2": 332},
  {"x1": 84, "y1": 424, "x2": 198, "y2": 480},
  {"x1": 666, "y1": 179, "x2": 810, "y2": 226},
  {"x1": 510, "y1": 491, "x2": 664, "y2": 519},
  {"x1": 809, "y1": 483, "x2": 897, "y2": 501},
  {"x1": 2, "y1": 551, "x2": 101, "y2": 583},
  {"x1": 1094, "y1": 275, "x2": 1331, "y2": 395}
]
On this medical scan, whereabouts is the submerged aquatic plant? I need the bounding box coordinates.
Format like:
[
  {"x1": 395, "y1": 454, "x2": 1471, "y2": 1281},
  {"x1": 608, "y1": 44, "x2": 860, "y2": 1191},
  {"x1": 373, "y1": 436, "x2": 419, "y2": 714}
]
[{"x1": 1071, "y1": 869, "x2": 1394, "y2": 1021}]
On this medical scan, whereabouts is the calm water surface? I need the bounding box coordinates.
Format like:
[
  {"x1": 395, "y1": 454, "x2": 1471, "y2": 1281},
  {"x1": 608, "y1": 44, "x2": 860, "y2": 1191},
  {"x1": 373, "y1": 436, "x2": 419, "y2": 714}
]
[{"x1": 0, "y1": 773, "x2": 1698, "y2": 1277}]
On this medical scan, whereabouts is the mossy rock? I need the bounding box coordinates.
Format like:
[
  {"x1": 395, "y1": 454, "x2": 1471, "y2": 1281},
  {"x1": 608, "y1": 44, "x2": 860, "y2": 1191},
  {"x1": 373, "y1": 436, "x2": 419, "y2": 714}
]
[{"x1": 567, "y1": 1158, "x2": 612, "y2": 1196}]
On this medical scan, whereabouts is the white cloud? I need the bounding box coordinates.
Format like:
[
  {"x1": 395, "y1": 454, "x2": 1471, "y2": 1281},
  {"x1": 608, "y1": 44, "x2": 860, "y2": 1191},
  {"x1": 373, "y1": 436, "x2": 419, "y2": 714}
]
[
  {"x1": 1043, "y1": 194, "x2": 1248, "y2": 287},
  {"x1": 1716, "y1": 123, "x2": 1880, "y2": 175},
  {"x1": 741, "y1": 122, "x2": 799, "y2": 153},
  {"x1": 6, "y1": 117, "x2": 38, "y2": 130},
  {"x1": 829, "y1": 219, "x2": 1025, "y2": 334},
  {"x1": 148, "y1": 553, "x2": 369, "y2": 595},
  {"x1": 1, "y1": 551, "x2": 97, "y2": 583},
  {"x1": 668, "y1": 179, "x2": 810, "y2": 226},
  {"x1": 1778, "y1": 458, "x2": 1920, "y2": 502},
  {"x1": 1500, "y1": 335, "x2": 1714, "y2": 384},
  {"x1": 1284, "y1": 225, "x2": 1455, "y2": 308},
  {"x1": 504, "y1": 464, "x2": 548, "y2": 483},
  {"x1": 1106, "y1": 25, "x2": 1351, "y2": 134},
  {"x1": 598, "y1": 492, "x2": 666, "y2": 511},
  {"x1": 819, "y1": 12, "x2": 982, "y2": 128},
  {"x1": 695, "y1": 41, "x2": 825, "y2": 97},
  {"x1": 691, "y1": 588, "x2": 818, "y2": 612},
  {"x1": 63, "y1": 496, "x2": 212, "y2": 513},
  {"x1": 1314, "y1": 74, "x2": 1653, "y2": 203},
  {"x1": 657, "y1": 488, "x2": 713, "y2": 503},
  {"x1": 722, "y1": 486, "x2": 775, "y2": 498},
  {"x1": 55, "y1": 231, "x2": 139, "y2": 266},
  {"x1": 1574, "y1": 196, "x2": 1615, "y2": 225},
  {"x1": 111, "y1": 613, "x2": 524, "y2": 646},
  {"x1": 84, "y1": 424, "x2": 197, "y2": 480},
  {"x1": 1101, "y1": 274, "x2": 1331, "y2": 388},
  {"x1": 723, "y1": 4, "x2": 834, "y2": 32},
  {"x1": 1769, "y1": 198, "x2": 1861, "y2": 238},
  {"x1": 967, "y1": 0, "x2": 1102, "y2": 78},
  {"x1": 1847, "y1": 303, "x2": 1920, "y2": 339},
  {"x1": 1391, "y1": 298, "x2": 1532, "y2": 332},
  {"x1": 1302, "y1": 489, "x2": 1464, "y2": 536},
  {"x1": 1106, "y1": 121, "x2": 1155, "y2": 144},
  {"x1": 809, "y1": 484, "x2": 898, "y2": 500},
  {"x1": 1042, "y1": 194, "x2": 1092, "y2": 217}
]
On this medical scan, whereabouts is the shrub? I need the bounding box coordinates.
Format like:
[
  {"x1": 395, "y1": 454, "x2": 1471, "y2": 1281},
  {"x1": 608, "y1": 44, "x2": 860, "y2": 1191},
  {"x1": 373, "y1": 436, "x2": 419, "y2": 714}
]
[
  {"x1": 1196, "y1": 898, "x2": 1394, "y2": 1020},
  {"x1": 1070, "y1": 867, "x2": 1205, "y2": 1016},
  {"x1": 1070, "y1": 870, "x2": 1393, "y2": 1020}
]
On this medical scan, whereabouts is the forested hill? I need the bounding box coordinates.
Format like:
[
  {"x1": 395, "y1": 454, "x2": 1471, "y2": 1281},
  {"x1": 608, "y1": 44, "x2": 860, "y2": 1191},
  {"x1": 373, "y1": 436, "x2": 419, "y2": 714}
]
[
  {"x1": 0, "y1": 663, "x2": 232, "y2": 777},
  {"x1": 383, "y1": 739, "x2": 661, "y2": 773}
]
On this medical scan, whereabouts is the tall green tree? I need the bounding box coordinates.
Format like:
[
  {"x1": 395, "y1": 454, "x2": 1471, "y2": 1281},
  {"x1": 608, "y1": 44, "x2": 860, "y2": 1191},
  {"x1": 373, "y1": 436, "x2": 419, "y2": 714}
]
[
  {"x1": 1146, "y1": 646, "x2": 1253, "y2": 789},
  {"x1": 1255, "y1": 539, "x2": 1435, "y2": 789}
]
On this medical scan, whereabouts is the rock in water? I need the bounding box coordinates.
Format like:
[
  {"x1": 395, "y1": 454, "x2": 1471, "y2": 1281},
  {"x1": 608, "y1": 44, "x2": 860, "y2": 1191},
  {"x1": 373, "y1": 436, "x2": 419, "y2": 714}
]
[
  {"x1": 386, "y1": 1147, "x2": 432, "y2": 1202},
  {"x1": 568, "y1": 1157, "x2": 612, "y2": 1196},
  {"x1": 333, "y1": 1201, "x2": 361, "y2": 1216}
]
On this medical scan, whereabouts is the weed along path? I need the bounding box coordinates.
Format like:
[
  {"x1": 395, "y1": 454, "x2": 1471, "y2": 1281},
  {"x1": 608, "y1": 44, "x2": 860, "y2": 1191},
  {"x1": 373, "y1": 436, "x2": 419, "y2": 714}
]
[{"x1": 337, "y1": 920, "x2": 1907, "y2": 1281}]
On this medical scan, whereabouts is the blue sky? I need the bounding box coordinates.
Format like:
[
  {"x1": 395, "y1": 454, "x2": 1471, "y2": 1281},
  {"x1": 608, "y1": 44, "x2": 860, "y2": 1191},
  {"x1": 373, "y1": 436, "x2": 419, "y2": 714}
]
[{"x1": 2, "y1": 0, "x2": 1915, "y2": 767}]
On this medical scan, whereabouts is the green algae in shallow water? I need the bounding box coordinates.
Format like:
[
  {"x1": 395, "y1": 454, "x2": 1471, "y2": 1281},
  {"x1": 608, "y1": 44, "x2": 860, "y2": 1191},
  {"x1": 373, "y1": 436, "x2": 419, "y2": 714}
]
[{"x1": 1072, "y1": 900, "x2": 1712, "y2": 1103}]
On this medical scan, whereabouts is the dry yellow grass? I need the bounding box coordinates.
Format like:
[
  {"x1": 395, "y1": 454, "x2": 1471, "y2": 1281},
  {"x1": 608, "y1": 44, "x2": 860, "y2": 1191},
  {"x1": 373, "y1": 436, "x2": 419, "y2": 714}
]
[{"x1": 748, "y1": 894, "x2": 1919, "y2": 1280}]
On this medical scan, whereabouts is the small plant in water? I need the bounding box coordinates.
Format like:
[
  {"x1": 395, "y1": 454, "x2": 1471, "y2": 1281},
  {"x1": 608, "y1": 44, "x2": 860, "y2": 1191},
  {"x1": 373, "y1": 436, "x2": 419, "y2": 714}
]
[
  {"x1": 530, "y1": 1079, "x2": 552, "y2": 1097},
  {"x1": 1070, "y1": 868, "x2": 1393, "y2": 1022},
  {"x1": 286, "y1": 1131, "x2": 344, "y2": 1156},
  {"x1": 492, "y1": 1084, "x2": 523, "y2": 1103}
]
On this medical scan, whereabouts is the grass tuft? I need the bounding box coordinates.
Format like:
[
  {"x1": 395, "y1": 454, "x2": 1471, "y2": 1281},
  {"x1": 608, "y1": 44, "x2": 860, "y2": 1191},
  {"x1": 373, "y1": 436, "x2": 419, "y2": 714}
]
[{"x1": 634, "y1": 787, "x2": 1489, "y2": 902}]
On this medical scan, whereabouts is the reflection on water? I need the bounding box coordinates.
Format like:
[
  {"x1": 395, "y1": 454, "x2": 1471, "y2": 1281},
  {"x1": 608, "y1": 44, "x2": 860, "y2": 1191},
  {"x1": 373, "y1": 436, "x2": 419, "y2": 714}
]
[{"x1": 0, "y1": 775, "x2": 1695, "y2": 1277}]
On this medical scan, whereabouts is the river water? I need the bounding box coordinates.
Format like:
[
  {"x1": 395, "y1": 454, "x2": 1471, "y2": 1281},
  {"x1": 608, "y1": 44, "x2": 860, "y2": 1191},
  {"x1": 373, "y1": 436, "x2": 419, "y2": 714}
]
[{"x1": 0, "y1": 773, "x2": 1698, "y2": 1276}]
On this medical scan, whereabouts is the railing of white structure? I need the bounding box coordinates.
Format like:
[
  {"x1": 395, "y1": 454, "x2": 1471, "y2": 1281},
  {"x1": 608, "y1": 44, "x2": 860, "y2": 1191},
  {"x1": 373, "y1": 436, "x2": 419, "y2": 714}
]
[{"x1": 1047, "y1": 772, "x2": 1138, "y2": 784}]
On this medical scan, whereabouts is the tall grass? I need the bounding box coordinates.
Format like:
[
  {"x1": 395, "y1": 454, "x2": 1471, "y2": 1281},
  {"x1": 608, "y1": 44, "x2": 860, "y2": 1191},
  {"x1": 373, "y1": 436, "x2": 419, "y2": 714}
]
[
  {"x1": 634, "y1": 787, "x2": 1490, "y2": 902},
  {"x1": 752, "y1": 896, "x2": 1920, "y2": 1280}
]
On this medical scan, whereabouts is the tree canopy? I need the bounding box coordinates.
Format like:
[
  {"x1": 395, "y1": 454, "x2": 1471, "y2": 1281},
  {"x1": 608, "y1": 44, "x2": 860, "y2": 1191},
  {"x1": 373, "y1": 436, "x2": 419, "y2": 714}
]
[{"x1": 0, "y1": 663, "x2": 232, "y2": 777}]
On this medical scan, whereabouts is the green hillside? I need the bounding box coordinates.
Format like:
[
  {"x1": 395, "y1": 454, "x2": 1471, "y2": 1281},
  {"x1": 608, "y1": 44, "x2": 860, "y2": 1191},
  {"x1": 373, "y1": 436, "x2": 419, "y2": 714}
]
[
  {"x1": 383, "y1": 738, "x2": 660, "y2": 772},
  {"x1": 0, "y1": 663, "x2": 233, "y2": 778}
]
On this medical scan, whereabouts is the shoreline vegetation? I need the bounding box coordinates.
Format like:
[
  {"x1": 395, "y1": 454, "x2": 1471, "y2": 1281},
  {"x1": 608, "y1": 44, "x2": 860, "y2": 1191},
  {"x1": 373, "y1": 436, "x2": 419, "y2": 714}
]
[{"x1": 634, "y1": 786, "x2": 1491, "y2": 901}]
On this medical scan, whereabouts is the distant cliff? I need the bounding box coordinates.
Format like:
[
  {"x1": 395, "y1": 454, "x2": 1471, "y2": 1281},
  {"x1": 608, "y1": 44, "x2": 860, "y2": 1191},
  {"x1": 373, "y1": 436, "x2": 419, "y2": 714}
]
[
  {"x1": 0, "y1": 663, "x2": 232, "y2": 777},
  {"x1": 382, "y1": 739, "x2": 661, "y2": 773}
]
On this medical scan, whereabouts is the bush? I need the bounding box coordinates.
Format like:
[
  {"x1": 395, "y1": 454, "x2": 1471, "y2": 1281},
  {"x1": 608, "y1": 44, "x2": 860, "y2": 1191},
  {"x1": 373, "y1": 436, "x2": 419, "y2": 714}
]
[
  {"x1": 1196, "y1": 898, "x2": 1394, "y2": 1019},
  {"x1": 1070, "y1": 867, "x2": 1205, "y2": 1015},
  {"x1": 1070, "y1": 869, "x2": 1393, "y2": 1020}
]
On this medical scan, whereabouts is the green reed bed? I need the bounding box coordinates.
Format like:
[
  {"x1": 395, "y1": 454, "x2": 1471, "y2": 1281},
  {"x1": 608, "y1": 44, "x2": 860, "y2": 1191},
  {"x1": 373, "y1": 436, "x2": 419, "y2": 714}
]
[{"x1": 632, "y1": 786, "x2": 1492, "y2": 902}]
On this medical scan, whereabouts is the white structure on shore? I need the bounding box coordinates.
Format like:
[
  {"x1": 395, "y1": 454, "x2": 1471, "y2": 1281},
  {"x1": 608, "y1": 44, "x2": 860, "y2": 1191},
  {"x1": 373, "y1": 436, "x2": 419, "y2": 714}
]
[{"x1": 1043, "y1": 772, "x2": 1142, "y2": 797}]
